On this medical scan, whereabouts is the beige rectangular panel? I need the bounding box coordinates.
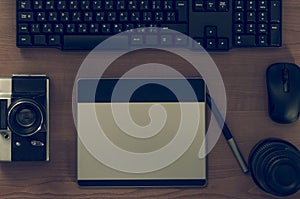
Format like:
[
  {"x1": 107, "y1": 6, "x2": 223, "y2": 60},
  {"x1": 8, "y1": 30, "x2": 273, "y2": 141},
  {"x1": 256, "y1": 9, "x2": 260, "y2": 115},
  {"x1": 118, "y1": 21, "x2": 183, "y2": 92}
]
[{"x1": 77, "y1": 102, "x2": 206, "y2": 185}]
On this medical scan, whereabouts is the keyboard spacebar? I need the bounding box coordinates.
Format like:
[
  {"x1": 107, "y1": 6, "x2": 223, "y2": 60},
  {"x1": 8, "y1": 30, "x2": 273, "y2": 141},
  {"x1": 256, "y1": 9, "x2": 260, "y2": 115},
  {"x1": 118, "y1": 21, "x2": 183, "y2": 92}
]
[{"x1": 63, "y1": 35, "x2": 110, "y2": 50}]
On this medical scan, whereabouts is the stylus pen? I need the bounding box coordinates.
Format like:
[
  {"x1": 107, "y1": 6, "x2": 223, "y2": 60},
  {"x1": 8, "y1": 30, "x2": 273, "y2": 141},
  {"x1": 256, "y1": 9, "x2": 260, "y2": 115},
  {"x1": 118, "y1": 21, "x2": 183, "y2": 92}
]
[{"x1": 206, "y1": 93, "x2": 249, "y2": 173}]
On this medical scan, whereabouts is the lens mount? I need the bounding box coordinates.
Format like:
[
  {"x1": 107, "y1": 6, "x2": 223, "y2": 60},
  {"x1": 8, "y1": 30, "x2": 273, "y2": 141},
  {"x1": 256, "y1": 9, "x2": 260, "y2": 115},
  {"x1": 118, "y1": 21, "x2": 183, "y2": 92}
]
[{"x1": 8, "y1": 98, "x2": 44, "y2": 136}]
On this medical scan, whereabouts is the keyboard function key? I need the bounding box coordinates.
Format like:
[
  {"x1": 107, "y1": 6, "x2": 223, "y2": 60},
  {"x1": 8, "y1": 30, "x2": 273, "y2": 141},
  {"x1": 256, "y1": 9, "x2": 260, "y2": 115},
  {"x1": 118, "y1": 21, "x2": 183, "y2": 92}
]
[
  {"x1": 18, "y1": 35, "x2": 32, "y2": 45},
  {"x1": 48, "y1": 35, "x2": 61, "y2": 46}
]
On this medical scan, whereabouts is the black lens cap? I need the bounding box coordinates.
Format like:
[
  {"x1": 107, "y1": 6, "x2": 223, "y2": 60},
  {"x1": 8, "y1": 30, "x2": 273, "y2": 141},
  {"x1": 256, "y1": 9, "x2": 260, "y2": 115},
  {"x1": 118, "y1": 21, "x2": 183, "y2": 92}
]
[{"x1": 249, "y1": 138, "x2": 300, "y2": 196}]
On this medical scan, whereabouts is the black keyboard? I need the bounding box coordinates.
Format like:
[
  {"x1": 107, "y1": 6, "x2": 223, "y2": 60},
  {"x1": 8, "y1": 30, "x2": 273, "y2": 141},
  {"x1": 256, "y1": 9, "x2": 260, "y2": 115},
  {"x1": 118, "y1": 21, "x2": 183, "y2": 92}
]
[{"x1": 17, "y1": 0, "x2": 282, "y2": 51}]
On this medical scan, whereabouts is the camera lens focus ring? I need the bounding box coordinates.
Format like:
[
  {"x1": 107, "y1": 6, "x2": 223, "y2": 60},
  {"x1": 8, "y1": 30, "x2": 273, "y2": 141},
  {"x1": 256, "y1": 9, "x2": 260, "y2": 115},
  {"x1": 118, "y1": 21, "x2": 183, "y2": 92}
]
[
  {"x1": 7, "y1": 99, "x2": 44, "y2": 136},
  {"x1": 249, "y1": 138, "x2": 300, "y2": 196}
]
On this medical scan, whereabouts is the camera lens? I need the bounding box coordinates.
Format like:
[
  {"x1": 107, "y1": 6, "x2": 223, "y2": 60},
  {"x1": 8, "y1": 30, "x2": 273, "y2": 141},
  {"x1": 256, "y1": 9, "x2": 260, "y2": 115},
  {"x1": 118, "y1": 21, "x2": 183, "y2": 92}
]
[
  {"x1": 8, "y1": 99, "x2": 44, "y2": 136},
  {"x1": 16, "y1": 108, "x2": 36, "y2": 127},
  {"x1": 248, "y1": 138, "x2": 300, "y2": 196}
]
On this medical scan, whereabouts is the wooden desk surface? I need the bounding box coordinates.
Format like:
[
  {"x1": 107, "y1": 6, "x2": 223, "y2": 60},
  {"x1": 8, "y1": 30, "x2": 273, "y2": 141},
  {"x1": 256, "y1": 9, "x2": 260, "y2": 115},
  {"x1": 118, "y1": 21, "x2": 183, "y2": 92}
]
[{"x1": 0, "y1": 1, "x2": 300, "y2": 199}]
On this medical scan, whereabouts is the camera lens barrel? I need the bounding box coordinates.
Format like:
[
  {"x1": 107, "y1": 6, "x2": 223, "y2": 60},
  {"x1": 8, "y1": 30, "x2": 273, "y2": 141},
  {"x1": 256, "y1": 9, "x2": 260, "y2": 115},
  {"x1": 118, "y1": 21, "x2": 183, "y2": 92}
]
[
  {"x1": 248, "y1": 138, "x2": 300, "y2": 196},
  {"x1": 7, "y1": 98, "x2": 44, "y2": 136}
]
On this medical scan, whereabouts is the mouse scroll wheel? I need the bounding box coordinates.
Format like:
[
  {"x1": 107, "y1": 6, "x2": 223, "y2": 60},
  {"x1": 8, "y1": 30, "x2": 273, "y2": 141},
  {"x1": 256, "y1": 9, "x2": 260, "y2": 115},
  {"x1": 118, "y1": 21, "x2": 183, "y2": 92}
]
[{"x1": 282, "y1": 67, "x2": 290, "y2": 93}]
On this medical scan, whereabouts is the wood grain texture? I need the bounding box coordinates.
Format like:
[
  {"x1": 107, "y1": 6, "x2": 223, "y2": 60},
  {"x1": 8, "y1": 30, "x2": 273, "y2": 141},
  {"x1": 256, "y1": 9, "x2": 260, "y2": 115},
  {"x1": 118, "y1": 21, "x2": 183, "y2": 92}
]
[{"x1": 0, "y1": 0, "x2": 300, "y2": 198}]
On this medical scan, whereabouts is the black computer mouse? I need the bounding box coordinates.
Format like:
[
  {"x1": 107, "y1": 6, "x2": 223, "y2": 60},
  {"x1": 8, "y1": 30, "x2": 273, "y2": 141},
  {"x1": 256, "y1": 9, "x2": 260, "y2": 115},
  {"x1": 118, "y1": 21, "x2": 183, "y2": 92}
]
[{"x1": 266, "y1": 63, "x2": 300, "y2": 124}]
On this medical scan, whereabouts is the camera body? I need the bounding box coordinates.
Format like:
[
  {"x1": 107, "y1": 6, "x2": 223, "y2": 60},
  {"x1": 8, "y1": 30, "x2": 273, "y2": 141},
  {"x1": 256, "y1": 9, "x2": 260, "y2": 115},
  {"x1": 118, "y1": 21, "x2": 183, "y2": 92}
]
[{"x1": 0, "y1": 75, "x2": 49, "y2": 161}]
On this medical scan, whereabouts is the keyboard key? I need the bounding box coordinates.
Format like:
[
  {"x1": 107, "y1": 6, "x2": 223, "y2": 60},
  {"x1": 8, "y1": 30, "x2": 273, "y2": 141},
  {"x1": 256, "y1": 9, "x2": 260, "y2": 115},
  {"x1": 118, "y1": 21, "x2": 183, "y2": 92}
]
[
  {"x1": 43, "y1": 24, "x2": 52, "y2": 33},
  {"x1": 161, "y1": 24, "x2": 188, "y2": 34},
  {"x1": 54, "y1": 24, "x2": 64, "y2": 33},
  {"x1": 66, "y1": 24, "x2": 75, "y2": 33},
  {"x1": 57, "y1": 1, "x2": 67, "y2": 10},
  {"x1": 258, "y1": 1, "x2": 268, "y2": 11},
  {"x1": 258, "y1": 24, "x2": 268, "y2": 34},
  {"x1": 18, "y1": 1, "x2": 31, "y2": 10},
  {"x1": 18, "y1": 24, "x2": 29, "y2": 33},
  {"x1": 37, "y1": 12, "x2": 46, "y2": 21},
  {"x1": 234, "y1": 24, "x2": 244, "y2": 34},
  {"x1": 31, "y1": 24, "x2": 40, "y2": 33},
  {"x1": 131, "y1": 35, "x2": 143, "y2": 45},
  {"x1": 258, "y1": 12, "x2": 268, "y2": 23},
  {"x1": 235, "y1": 35, "x2": 256, "y2": 47},
  {"x1": 145, "y1": 35, "x2": 158, "y2": 45},
  {"x1": 206, "y1": 38, "x2": 216, "y2": 49},
  {"x1": 48, "y1": 35, "x2": 61, "y2": 46},
  {"x1": 234, "y1": 12, "x2": 244, "y2": 22},
  {"x1": 234, "y1": 0, "x2": 244, "y2": 11},
  {"x1": 18, "y1": 35, "x2": 31, "y2": 45},
  {"x1": 161, "y1": 35, "x2": 173, "y2": 46},
  {"x1": 205, "y1": 26, "x2": 217, "y2": 37},
  {"x1": 116, "y1": 0, "x2": 126, "y2": 10},
  {"x1": 92, "y1": 0, "x2": 102, "y2": 10},
  {"x1": 246, "y1": 12, "x2": 256, "y2": 22},
  {"x1": 33, "y1": 0, "x2": 43, "y2": 9},
  {"x1": 45, "y1": 1, "x2": 55, "y2": 10},
  {"x1": 246, "y1": 1, "x2": 255, "y2": 11},
  {"x1": 270, "y1": 1, "x2": 281, "y2": 23},
  {"x1": 194, "y1": 1, "x2": 205, "y2": 11},
  {"x1": 218, "y1": 1, "x2": 229, "y2": 12},
  {"x1": 140, "y1": 1, "x2": 149, "y2": 10},
  {"x1": 176, "y1": 1, "x2": 188, "y2": 22},
  {"x1": 218, "y1": 38, "x2": 229, "y2": 50},
  {"x1": 63, "y1": 35, "x2": 109, "y2": 50},
  {"x1": 105, "y1": 1, "x2": 114, "y2": 10},
  {"x1": 246, "y1": 24, "x2": 255, "y2": 34},
  {"x1": 270, "y1": 24, "x2": 281, "y2": 46},
  {"x1": 175, "y1": 35, "x2": 188, "y2": 46},
  {"x1": 34, "y1": 35, "x2": 47, "y2": 45},
  {"x1": 18, "y1": 12, "x2": 34, "y2": 21},
  {"x1": 206, "y1": 0, "x2": 216, "y2": 11},
  {"x1": 258, "y1": 35, "x2": 268, "y2": 46}
]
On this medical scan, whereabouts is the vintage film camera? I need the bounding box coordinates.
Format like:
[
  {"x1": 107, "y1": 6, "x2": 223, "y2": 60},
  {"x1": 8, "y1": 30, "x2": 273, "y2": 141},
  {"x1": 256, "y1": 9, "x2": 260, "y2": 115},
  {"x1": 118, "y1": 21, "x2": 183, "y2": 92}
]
[{"x1": 0, "y1": 75, "x2": 49, "y2": 161}]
